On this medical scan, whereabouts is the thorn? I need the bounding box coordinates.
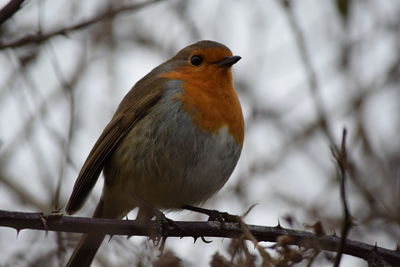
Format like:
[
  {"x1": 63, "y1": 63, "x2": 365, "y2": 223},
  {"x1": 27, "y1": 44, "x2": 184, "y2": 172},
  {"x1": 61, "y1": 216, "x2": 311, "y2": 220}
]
[
  {"x1": 201, "y1": 236, "x2": 212, "y2": 244},
  {"x1": 193, "y1": 236, "x2": 198, "y2": 243},
  {"x1": 275, "y1": 219, "x2": 282, "y2": 229},
  {"x1": 108, "y1": 235, "x2": 114, "y2": 243},
  {"x1": 373, "y1": 242, "x2": 378, "y2": 251},
  {"x1": 16, "y1": 229, "x2": 21, "y2": 238}
]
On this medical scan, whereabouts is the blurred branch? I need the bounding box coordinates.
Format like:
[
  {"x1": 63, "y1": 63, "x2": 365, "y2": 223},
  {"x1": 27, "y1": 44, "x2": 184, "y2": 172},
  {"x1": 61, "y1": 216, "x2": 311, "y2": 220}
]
[
  {"x1": 0, "y1": 0, "x2": 163, "y2": 49},
  {"x1": 280, "y1": 0, "x2": 335, "y2": 145},
  {"x1": 0, "y1": 46, "x2": 87, "y2": 214},
  {"x1": 0, "y1": 171, "x2": 47, "y2": 210},
  {"x1": 44, "y1": 42, "x2": 81, "y2": 210},
  {"x1": 0, "y1": 210, "x2": 399, "y2": 265},
  {"x1": 45, "y1": 43, "x2": 82, "y2": 266},
  {"x1": 0, "y1": 0, "x2": 25, "y2": 25}
]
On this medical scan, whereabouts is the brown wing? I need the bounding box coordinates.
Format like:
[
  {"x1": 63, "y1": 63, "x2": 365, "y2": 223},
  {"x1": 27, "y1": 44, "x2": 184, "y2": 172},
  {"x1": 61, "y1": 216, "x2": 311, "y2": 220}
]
[{"x1": 65, "y1": 88, "x2": 163, "y2": 214}]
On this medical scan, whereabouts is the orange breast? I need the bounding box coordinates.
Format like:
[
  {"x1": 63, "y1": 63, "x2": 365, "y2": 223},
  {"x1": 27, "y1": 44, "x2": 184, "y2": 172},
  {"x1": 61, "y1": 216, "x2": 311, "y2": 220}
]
[{"x1": 161, "y1": 66, "x2": 244, "y2": 146}]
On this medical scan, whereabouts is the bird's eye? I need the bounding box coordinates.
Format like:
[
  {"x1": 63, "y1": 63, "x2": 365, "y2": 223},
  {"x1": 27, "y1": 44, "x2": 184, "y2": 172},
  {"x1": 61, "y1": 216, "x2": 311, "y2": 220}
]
[{"x1": 190, "y1": 55, "x2": 203, "y2": 66}]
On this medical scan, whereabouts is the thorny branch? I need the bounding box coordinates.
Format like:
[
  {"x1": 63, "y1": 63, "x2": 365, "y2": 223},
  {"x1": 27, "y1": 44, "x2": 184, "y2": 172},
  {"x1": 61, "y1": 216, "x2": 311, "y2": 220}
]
[
  {"x1": 0, "y1": 210, "x2": 399, "y2": 266},
  {"x1": 1, "y1": 1, "x2": 399, "y2": 265}
]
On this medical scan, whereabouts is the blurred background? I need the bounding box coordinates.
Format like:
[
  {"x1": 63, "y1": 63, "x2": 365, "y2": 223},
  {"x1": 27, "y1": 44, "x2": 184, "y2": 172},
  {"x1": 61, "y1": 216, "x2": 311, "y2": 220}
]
[{"x1": 0, "y1": 0, "x2": 399, "y2": 266}]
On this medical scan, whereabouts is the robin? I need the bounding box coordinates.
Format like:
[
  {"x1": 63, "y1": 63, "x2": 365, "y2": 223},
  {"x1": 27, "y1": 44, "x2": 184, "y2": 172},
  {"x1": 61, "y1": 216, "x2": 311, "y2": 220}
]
[{"x1": 65, "y1": 40, "x2": 244, "y2": 266}]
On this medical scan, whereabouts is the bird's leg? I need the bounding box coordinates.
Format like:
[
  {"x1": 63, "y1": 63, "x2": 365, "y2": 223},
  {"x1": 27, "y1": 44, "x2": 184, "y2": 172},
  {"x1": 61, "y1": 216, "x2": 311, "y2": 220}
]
[
  {"x1": 136, "y1": 203, "x2": 184, "y2": 251},
  {"x1": 182, "y1": 205, "x2": 240, "y2": 223}
]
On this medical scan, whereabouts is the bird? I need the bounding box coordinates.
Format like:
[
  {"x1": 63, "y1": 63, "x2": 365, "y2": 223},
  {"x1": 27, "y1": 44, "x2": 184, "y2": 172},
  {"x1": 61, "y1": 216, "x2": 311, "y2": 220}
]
[{"x1": 65, "y1": 40, "x2": 244, "y2": 267}]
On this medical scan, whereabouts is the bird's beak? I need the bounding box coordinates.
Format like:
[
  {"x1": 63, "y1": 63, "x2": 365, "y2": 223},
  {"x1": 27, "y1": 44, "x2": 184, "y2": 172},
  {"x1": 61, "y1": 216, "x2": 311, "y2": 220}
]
[{"x1": 216, "y1": 56, "x2": 241, "y2": 67}]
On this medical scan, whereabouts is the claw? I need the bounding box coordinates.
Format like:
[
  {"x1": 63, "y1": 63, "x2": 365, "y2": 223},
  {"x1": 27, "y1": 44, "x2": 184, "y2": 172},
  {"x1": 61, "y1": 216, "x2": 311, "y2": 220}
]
[
  {"x1": 143, "y1": 209, "x2": 185, "y2": 250},
  {"x1": 201, "y1": 236, "x2": 213, "y2": 244}
]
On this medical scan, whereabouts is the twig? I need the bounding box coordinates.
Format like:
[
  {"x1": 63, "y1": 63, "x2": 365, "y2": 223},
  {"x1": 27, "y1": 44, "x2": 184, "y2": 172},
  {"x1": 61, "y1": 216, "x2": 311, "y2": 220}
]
[
  {"x1": 0, "y1": 171, "x2": 47, "y2": 211},
  {"x1": 0, "y1": 210, "x2": 399, "y2": 265},
  {"x1": 0, "y1": 0, "x2": 25, "y2": 25},
  {"x1": 332, "y1": 128, "x2": 353, "y2": 267},
  {"x1": 280, "y1": 0, "x2": 335, "y2": 145}
]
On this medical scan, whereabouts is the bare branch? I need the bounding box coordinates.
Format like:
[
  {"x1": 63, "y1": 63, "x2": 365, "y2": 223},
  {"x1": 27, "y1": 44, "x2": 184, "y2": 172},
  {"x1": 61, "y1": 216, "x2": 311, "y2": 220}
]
[
  {"x1": 0, "y1": 0, "x2": 162, "y2": 50},
  {"x1": 280, "y1": 0, "x2": 336, "y2": 145},
  {"x1": 0, "y1": 0, "x2": 25, "y2": 25},
  {"x1": 0, "y1": 210, "x2": 398, "y2": 265}
]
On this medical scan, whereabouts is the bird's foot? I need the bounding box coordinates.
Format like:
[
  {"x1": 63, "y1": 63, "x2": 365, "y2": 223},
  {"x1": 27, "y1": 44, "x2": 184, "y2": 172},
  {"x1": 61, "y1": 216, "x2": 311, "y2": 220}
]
[
  {"x1": 146, "y1": 209, "x2": 184, "y2": 254},
  {"x1": 182, "y1": 205, "x2": 240, "y2": 226}
]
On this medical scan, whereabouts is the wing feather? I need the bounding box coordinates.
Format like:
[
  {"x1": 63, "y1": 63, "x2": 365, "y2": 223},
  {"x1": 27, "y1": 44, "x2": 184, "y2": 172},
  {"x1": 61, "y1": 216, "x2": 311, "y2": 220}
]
[{"x1": 65, "y1": 88, "x2": 163, "y2": 214}]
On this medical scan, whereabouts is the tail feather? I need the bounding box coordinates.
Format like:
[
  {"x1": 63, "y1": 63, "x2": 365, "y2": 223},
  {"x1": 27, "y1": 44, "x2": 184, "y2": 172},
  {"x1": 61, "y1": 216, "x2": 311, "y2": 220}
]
[
  {"x1": 66, "y1": 198, "x2": 144, "y2": 266},
  {"x1": 66, "y1": 233, "x2": 105, "y2": 267},
  {"x1": 66, "y1": 199, "x2": 106, "y2": 267}
]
